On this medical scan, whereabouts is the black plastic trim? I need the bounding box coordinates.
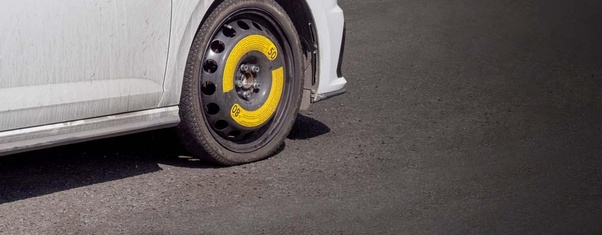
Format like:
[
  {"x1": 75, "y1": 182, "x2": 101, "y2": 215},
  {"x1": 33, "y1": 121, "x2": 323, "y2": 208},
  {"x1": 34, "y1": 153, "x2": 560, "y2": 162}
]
[{"x1": 336, "y1": 23, "x2": 346, "y2": 78}]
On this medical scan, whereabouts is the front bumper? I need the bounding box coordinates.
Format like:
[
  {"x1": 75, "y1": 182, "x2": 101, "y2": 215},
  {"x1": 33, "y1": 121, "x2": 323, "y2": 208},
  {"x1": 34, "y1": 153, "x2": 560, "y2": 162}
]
[{"x1": 305, "y1": 0, "x2": 347, "y2": 102}]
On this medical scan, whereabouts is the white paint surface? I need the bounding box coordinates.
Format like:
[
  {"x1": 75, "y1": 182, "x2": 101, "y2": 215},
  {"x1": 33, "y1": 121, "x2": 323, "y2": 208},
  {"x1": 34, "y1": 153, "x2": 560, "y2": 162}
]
[{"x1": 0, "y1": 0, "x2": 171, "y2": 131}]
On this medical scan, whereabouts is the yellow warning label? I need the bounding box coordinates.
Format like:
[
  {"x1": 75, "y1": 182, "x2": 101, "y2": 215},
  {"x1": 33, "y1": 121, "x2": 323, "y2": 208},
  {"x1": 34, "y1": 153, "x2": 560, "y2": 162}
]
[
  {"x1": 230, "y1": 67, "x2": 284, "y2": 128},
  {"x1": 223, "y1": 35, "x2": 278, "y2": 93}
]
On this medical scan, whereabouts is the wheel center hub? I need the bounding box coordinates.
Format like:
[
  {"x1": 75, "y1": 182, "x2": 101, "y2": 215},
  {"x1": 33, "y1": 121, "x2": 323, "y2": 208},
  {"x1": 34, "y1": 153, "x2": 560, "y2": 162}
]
[
  {"x1": 241, "y1": 72, "x2": 254, "y2": 90},
  {"x1": 236, "y1": 63, "x2": 261, "y2": 99}
]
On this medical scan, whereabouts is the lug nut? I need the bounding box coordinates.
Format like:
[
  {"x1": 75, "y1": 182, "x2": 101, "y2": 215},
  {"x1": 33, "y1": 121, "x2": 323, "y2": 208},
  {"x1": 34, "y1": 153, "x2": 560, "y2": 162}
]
[
  {"x1": 252, "y1": 66, "x2": 260, "y2": 73},
  {"x1": 235, "y1": 80, "x2": 244, "y2": 88},
  {"x1": 242, "y1": 91, "x2": 252, "y2": 99},
  {"x1": 252, "y1": 83, "x2": 261, "y2": 89},
  {"x1": 240, "y1": 64, "x2": 249, "y2": 73}
]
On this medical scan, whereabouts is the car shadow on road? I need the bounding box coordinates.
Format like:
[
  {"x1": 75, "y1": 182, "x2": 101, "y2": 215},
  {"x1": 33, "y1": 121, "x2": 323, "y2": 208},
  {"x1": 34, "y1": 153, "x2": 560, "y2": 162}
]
[
  {"x1": 0, "y1": 128, "x2": 193, "y2": 204},
  {"x1": 0, "y1": 114, "x2": 329, "y2": 204},
  {"x1": 288, "y1": 114, "x2": 331, "y2": 140}
]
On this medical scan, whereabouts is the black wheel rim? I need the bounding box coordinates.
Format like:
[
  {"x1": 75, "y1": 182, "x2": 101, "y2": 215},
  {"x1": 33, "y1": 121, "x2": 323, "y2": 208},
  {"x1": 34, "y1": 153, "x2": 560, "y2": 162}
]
[{"x1": 198, "y1": 9, "x2": 295, "y2": 153}]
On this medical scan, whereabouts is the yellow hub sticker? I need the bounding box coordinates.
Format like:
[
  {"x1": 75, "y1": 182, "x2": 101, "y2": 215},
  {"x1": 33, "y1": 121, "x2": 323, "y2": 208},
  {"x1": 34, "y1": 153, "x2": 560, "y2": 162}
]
[
  {"x1": 222, "y1": 34, "x2": 284, "y2": 128},
  {"x1": 230, "y1": 67, "x2": 284, "y2": 128}
]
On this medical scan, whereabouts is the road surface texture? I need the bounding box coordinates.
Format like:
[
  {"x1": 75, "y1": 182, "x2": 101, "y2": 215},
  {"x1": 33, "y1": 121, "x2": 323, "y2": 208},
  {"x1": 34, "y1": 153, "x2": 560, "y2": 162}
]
[{"x1": 1, "y1": 0, "x2": 601, "y2": 234}]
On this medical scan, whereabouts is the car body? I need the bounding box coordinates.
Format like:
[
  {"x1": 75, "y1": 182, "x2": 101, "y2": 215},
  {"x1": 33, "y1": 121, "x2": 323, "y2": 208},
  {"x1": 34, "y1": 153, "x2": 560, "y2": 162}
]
[{"x1": 0, "y1": 0, "x2": 346, "y2": 161}]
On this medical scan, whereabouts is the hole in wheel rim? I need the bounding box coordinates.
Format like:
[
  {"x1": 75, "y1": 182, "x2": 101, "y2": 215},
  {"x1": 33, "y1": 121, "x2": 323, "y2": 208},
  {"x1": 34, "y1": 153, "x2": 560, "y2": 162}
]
[
  {"x1": 203, "y1": 60, "x2": 218, "y2": 74},
  {"x1": 223, "y1": 27, "x2": 236, "y2": 37},
  {"x1": 201, "y1": 82, "x2": 216, "y2": 95},
  {"x1": 252, "y1": 22, "x2": 262, "y2": 31},
  {"x1": 206, "y1": 103, "x2": 220, "y2": 115},
  {"x1": 214, "y1": 120, "x2": 229, "y2": 130},
  {"x1": 210, "y1": 40, "x2": 225, "y2": 53},
  {"x1": 237, "y1": 21, "x2": 250, "y2": 30}
]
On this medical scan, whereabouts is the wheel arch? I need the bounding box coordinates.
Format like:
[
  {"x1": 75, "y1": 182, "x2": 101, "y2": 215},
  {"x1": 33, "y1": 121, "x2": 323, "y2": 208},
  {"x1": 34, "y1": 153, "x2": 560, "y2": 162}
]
[
  {"x1": 160, "y1": 0, "x2": 216, "y2": 107},
  {"x1": 274, "y1": 0, "x2": 319, "y2": 110}
]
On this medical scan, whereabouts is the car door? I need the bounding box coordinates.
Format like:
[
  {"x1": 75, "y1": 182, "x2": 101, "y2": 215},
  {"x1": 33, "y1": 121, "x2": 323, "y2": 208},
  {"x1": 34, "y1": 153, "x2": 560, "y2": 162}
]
[{"x1": 0, "y1": 0, "x2": 171, "y2": 132}]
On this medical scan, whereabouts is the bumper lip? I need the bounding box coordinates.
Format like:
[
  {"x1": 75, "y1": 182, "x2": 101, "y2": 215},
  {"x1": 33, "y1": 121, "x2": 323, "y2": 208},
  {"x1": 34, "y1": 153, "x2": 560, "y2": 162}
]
[{"x1": 314, "y1": 85, "x2": 347, "y2": 102}]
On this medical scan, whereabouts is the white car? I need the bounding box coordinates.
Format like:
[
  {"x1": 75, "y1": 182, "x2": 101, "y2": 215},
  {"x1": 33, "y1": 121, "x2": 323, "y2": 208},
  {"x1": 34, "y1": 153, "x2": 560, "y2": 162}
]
[{"x1": 0, "y1": 0, "x2": 346, "y2": 165}]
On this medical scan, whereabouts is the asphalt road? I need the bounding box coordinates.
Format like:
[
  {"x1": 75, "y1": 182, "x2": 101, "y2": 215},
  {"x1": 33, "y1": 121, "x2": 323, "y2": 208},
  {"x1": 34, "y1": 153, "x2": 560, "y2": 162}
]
[{"x1": 1, "y1": 0, "x2": 602, "y2": 234}]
